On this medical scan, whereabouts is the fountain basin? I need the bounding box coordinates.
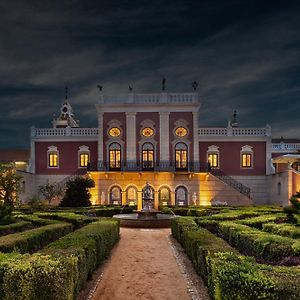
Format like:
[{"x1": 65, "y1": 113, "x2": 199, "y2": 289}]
[{"x1": 113, "y1": 213, "x2": 177, "y2": 228}]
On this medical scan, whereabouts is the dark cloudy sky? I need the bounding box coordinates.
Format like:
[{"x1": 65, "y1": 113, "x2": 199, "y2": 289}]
[{"x1": 0, "y1": 0, "x2": 299, "y2": 149}]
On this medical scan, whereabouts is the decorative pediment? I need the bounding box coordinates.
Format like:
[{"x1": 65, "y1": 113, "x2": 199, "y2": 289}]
[
  {"x1": 241, "y1": 145, "x2": 253, "y2": 152},
  {"x1": 207, "y1": 145, "x2": 219, "y2": 152}
]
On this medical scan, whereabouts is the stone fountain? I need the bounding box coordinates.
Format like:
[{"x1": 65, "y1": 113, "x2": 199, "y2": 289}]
[{"x1": 113, "y1": 182, "x2": 177, "y2": 228}]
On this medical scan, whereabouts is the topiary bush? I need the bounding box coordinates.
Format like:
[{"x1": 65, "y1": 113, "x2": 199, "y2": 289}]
[{"x1": 59, "y1": 177, "x2": 95, "y2": 207}]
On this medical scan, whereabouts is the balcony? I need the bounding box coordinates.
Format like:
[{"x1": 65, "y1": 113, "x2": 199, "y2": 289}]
[{"x1": 94, "y1": 161, "x2": 210, "y2": 173}]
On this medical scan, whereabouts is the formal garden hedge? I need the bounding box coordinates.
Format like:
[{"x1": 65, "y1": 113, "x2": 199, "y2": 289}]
[
  {"x1": 171, "y1": 217, "x2": 300, "y2": 300},
  {"x1": 0, "y1": 218, "x2": 119, "y2": 300},
  {"x1": 0, "y1": 221, "x2": 33, "y2": 237},
  {"x1": 0, "y1": 222, "x2": 73, "y2": 253}
]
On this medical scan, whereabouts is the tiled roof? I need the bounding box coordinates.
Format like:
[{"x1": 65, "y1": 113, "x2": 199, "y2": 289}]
[{"x1": 0, "y1": 149, "x2": 30, "y2": 162}]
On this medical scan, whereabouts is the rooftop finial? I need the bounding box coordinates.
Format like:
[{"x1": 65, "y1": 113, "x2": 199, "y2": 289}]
[
  {"x1": 65, "y1": 86, "x2": 68, "y2": 100},
  {"x1": 192, "y1": 81, "x2": 198, "y2": 91},
  {"x1": 162, "y1": 77, "x2": 166, "y2": 91}
]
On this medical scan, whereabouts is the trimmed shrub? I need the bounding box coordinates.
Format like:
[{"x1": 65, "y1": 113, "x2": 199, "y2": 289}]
[
  {"x1": 236, "y1": 214, "x2": 286, "y2": 229},
  {"x1": 263, "y1": 222, "x2": 300, "y2": 238},
  {"x1": 207, "y1": 253, "x2": 277, "y2": 300},
  {"x1": 36, "y1": 212, "x2": 98, "y2": 228},
  {"x1": 172, "y1": 217, "x2": 300, "y2": 300},
  {"x1": 89, "y1": 206, "x2": 134, "y2": 217},
  {"x1": 0, "y1": 252, "x2": 76, "y2": 300},
  {"x1": 0, "y1": 222, "x2": 73, "y2": 253},
  {"x1": 42, "y1": 219, "x2": 119, "y2": 296},
  {"x1": 0, "y1": 221, "x2": 33, "y2": 236},
  {"x1": 17, "y1": 214, "x2": 59, "y2": 226},
  {"x1": 218, "y1": 222, "x2": 296, "y2": 261}
]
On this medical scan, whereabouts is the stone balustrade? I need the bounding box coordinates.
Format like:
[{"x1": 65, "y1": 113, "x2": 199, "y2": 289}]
[
  {"x1": 99, "y1": 92, "x2": 198, "y2": 104},
  {"x1": 198, "y1": 126, "x2": 271, "y2": 137},
  {"x1": 272, "y1": 143, "x2": 300, "y2": 152},
  {"x1": 31, "y1": 127, "x2": 98, "y2": 138}
]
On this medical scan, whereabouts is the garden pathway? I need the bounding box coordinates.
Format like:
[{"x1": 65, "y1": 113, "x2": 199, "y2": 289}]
[{"x1": 89, "y1": 228, "x2": 210, "y2": 300}]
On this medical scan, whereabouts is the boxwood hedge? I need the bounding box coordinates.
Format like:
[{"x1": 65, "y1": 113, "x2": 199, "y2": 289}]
[
  {"x1": 0, "y1": 221, "x2": 33, "y2": 237},
  {"x1": 0, "y1": 222, "x2": 73, "y2": 253},
  {"x1": 172, "y1": 217, "x2": 300, "y2": 300}
]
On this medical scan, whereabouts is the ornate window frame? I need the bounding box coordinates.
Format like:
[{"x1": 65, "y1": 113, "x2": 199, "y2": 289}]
[
  {"x1": 240, "y1": 145, "x2": 254, "y2": 169},
  {"x1": 173, "y1": 119, "x2": 189, "y2": 139},
  {"x1": 78, "y1": 145, "x2": 90, "y2": 168},
  {"x1": 47, "y1": 145, "x2": 59, "y2": 168},
  {"x1": 138, "y1": 119, "x2": 157, "y2": 166},
  {"x1": 109, "y1": 185, "x2": 122, "y2": 205},
  {"x1": 207, "y1": 145, "x2": 220, "y2": 169},
  {"x1": 158, "y1": 186, "x2": 171, "y2": 206},
  {"x1": 107, "y1": 120, "x2": 122, "y2": 139}
]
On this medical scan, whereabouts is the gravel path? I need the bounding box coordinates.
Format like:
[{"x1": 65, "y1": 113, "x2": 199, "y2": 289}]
[{"x1": 84, "y1": 228, "x2": 210, "y2": 300}]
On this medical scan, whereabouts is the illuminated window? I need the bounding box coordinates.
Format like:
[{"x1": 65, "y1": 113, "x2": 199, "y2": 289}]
[
  {"x1": 108, "y1": 127, "x2": 121, "y2": 137},
  {"x1": 142, "y1": 127, "x2": 154, "y2": 137},
  {"x1": 142, "y1": 143, "x2": 154, "y2": 170},
  {"x1": 208, "y1": 153, "x2": 219, "y2": 168},
  {"x1": 175, "y1": 142, "x2": 188, "y2": 170},
  {"x1": 241, "y1": 145, "x2": 253, "y2": 168},
  {"x1": 48, "y1": 153, "x2": 58, "y2": 167},
  {"x1": 175, "y1": 127, "x2": 188, "y2": 137},
  {"x1": 109, "y1": 143, "x2": 121, "y2": 170},
  {"x1": 79, "y1": 153, "x2": 89, "y2": 167},
  {"x1": 242, "y1": 153, "x2": 252, "y2": 168}
]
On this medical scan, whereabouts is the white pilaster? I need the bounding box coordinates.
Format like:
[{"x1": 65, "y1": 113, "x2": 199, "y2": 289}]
[
  {"x1": 159, "y1": 112, "x2": 170, "y2": 162},
  {"x1": 126, "y1": 112, "x2": 137, "y2": 162},
  {"x1": 193, "y1": 111, "x2": 199, "y2": 163},
  {"x1": 98, "y1": 113, "x2": 104, "y2": 164}
]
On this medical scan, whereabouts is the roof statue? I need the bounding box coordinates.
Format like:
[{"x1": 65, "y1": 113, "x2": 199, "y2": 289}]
[
  {"x1": 162, "y1": 77, "x2": 166, "y2": 91},
  {"x1": 231, "y1": 110, "x2": 239, "y2": 128},
  {"x1": 192, "y1": 81, "x2": 198, "y2": 91}
]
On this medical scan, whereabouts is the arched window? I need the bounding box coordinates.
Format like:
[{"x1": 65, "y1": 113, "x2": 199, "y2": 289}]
[
  {"x1": 175, "y1": 186, "x2": 188, "y2": 206},
  {"x1": 109, "y1": 143, "x2": 121, "y2": 170},
  {"x1": 175, "y1": 143, "x2": 188, "y2": 170},
  {"x1": 126, "y1": 186, "x2": 137, "y2": 206},
  {"x1": 142, "y1": 142, "x2": 154, "y2": 170},
  {"x1": 159, "y1": 187, "x2": 170, "y2": 206},
  {"x1": 110, "y1": 186, "x2": 122, "y2": 205}
]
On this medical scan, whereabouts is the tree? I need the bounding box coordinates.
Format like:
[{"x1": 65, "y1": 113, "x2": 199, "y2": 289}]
[
  {"x1": 59, "y1": 176, "x2": 95, "y2": 207},
  {"x1": 0, "y1": 163, "x2": 22, "y2": 205},
  {"x1": 39, "y1": 182, "x2": 63, "y2": 205}
]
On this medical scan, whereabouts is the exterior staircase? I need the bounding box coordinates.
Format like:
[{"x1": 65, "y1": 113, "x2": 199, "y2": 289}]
[
  {"x1": 200, "y1": 172, "x2": 252, "y2": 206},
  {"x1": 210, "y1": 169, "x2": 251, "y2": 198}
]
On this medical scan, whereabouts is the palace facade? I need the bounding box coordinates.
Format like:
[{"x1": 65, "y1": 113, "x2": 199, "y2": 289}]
[{"x1": 20, "y1": 91, "x2": 300, "y2": 208}]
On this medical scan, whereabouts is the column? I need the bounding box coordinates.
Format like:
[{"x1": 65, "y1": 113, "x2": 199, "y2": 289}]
[
  {"x1": 126, "y1": 112, "x2": 137, "y2": 166},
  {"x1": 192, "y1": 111, "x2": 199, "y2": 169},
  {"x1": 97, "y1": 113, "x2": 104, "y2": 170},
  {"x1": 137, "y1": 191, "x2": 143, "y2": 211},
  {"x1": 121, "y1": 191, "x2": 126, "y2": 206},
  {"x1": 170, "y1": 191, "x2": 176, "y2": 206},
  {"x1": 154, "y1": 191, "x2": 159, "y2": 210},
  {"x1": 159, "y1": 112, "x2": 170, "y2": 166}
]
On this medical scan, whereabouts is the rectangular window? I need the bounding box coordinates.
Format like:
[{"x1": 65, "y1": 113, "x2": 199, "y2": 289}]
[
  {"x1": 79, "y1": 153, "x2": 89, "y2": 167},
  {"x1": 48, "y1": 153, "x2": 58, "y2": 167},
  {"x1": 208, "y1": 153, "x2": 218, "y2": 168},
  {"x1": 242, "y1": 153, "x2": 252, "y2": 168}
]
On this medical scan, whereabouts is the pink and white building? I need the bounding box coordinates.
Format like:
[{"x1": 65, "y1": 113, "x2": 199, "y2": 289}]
[{"x1": 21, "y1": 91, "x2": 300, "y2": 208}]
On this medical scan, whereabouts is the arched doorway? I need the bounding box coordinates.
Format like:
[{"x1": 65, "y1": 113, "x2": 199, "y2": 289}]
[
  {"x1": 126, "y1": 186, "x2": 138, "y2": 206},
  {"x1": 109, "y1": 186, "x2": 122, "y2": 205},
  {"x1": 175, "y1": 186, "x2": 188, "y2": 206},
  {"x1": 159, "y1": 187, "x2": 171, "y2": 206}
]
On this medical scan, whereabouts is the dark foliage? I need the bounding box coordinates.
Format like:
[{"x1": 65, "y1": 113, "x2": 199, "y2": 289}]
[{"x1": 59, "y1": 177, "x2": 95, "y2": 207}]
